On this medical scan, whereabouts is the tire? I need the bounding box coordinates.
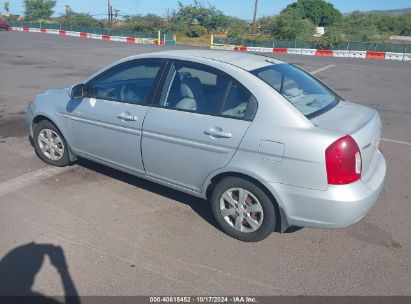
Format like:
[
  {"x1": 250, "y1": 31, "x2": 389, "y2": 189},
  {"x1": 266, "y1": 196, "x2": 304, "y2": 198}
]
[
  {"x1": 33, "y1": 120, "x2": 70, "y2": 167},
  {"x1": 211, "y1": 177, "x2": 276, "y2": 242}
]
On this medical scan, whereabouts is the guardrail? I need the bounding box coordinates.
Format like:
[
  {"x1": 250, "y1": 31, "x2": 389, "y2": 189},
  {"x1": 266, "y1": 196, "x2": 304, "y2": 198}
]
[
  {"x1": 210, "y1": 35, "x2": 410, "y2": 61},
  {"x1": 9, "y1": 22, "x2": 177, "y2": 46}
]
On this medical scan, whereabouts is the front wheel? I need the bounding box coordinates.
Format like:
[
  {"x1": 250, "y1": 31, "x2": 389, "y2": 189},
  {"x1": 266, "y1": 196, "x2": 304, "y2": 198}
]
[
  {"x1": 33, "y1": 120, "x2": 70, "y2": 167},
  {"x1": 211, "y1": 177, "x2": 277, "y2": 242}
]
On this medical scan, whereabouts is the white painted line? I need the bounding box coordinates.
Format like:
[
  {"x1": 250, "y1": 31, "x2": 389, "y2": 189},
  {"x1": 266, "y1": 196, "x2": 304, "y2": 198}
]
[
  {"x1": 310, "y1": 64, "x2": 335, "y2": 75},
  {"x1": 0, "y1": 166, "x2": 74, "y2": 197},
  {"x1": 381, "y1": 138, "x2": 411, "y2": 147}
]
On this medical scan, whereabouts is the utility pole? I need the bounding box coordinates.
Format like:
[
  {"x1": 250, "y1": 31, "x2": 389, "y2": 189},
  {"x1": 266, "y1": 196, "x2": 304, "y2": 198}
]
[
  {"x1": 107, "y1": 0, "x2": 112, "y2": 27},
  {"x1": 252, "y1": 0, "x2": 259, "y2": 35}
]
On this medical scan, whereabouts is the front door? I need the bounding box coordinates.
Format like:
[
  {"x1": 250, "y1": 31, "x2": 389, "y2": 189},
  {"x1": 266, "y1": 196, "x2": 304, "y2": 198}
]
[{"x1": 68, "y1": 59, "x2": 164, "y2": 174}]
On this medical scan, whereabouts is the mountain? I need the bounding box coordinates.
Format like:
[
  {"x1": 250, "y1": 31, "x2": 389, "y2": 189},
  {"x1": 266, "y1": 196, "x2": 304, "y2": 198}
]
[{"x1": 344, "y1": 7, "x2": 411, "y2": 16}]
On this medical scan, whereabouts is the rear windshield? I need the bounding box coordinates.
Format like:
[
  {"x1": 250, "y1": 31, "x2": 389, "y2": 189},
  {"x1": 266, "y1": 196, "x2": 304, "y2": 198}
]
[{"x1": 251, "y1": 63, "x2": 340, "y2": 118}]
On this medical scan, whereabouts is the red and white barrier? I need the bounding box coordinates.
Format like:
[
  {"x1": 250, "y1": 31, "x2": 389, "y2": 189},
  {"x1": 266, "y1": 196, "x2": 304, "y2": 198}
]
[
  {"x1": 385, "y1": 52, "x2": 404, "y2": 61},
  {"x1": 349, "y1": 50, "x2": 367, "y2": 59},
  {"x1": 273, "y1": 48, "x2": 287, "y2": 54},
  {"x1": 315, "y1": 49, "x2": 333, "y2": 56},
  {"x1": 10, "y1": 26, "x2": 162, "y2": 45},
  {"x1": 234, "y1": 45, "x2": 247, "y2": 51},
  {"x1": 366, "y1": 51, "x2": 385, "y2": 59},
  {"x1": 229, "y1": 43, "x2": 409, "y2": 61},
  {"x1": 333, "y1": 50, "x2": 350, "y2": 57},
  {"x1": 45, "y1": 29, "x2": 59, "y2": 35},
  {"x1": 211, "y1": 44, "x2": 236, "y2": 50},
  {"x1": 301, "y1": 48, "x2": 316, "y2": 56},
  {"x1": 89, "y1": 33, "x2": 102, "y2": 40},
  {"x1": 287, "y1": 48, "x2": 302, "y2": 55},
  {"x1": 247, "y1": 46, "x2": 273, "y2": 53}
]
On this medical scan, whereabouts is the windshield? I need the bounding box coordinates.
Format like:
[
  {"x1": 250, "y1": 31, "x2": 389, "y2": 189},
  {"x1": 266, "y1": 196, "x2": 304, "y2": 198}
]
[{"x1": 251, "y1": 63, "x2": 340, "y2": 117}]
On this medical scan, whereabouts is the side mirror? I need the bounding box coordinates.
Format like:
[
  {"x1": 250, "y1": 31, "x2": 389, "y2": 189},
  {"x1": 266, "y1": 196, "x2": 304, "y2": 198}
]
[{"x1": 69, "y1": 83, "x2": 85, "y2": 99}]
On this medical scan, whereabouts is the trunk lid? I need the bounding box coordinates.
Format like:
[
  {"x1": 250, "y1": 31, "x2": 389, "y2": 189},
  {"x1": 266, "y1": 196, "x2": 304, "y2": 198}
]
[{"x1": 311, "y1": 101, "x2": 381, "y2": 180}]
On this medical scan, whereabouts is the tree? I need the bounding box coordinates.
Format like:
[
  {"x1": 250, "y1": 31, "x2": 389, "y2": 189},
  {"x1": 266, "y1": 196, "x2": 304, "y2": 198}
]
[
  {"x1": 24, "y1": 0, "x2": 56, "y2": 21},
  {"x1": 176, "y1": 1, "x2": 224, "y2": 33},
  {"x1": 226, "y1": 17, "x2": 250, "y2": 38},
  {"x1": 123, "y1": 14, "x2": 166, "y2": 33},
  {"x1": 281, "y1": 0, "x2": 342, "y2": 26},
  {"x1": 57, "y1": 12, "x2": 103, "y2": 27},
  {"x1": 260, "y1": 7, "x2": 315, "y2": 39}
]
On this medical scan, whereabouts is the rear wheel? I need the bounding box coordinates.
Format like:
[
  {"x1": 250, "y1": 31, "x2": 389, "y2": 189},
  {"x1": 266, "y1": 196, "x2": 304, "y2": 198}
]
[
  {"x1": 211, "y1": 177, "x2": 276, "y2": 242},
  {"x1": 33, "y1": 120, "x2": 70, "y2": 167}
]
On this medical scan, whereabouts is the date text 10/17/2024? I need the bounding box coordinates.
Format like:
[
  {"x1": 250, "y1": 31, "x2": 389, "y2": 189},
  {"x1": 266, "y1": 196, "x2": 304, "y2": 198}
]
[{"x1": 149, "y1": 296, "x2": 257, "y2": 303}]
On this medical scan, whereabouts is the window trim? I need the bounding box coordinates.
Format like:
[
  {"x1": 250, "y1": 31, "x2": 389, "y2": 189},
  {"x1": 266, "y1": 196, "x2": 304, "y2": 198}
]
[
  {"x1": 151, "y1": 59, "x2": 258, "y2": 121},
  {"x1": 84, "y1": 58, "x2": 168, "y2": 106}
]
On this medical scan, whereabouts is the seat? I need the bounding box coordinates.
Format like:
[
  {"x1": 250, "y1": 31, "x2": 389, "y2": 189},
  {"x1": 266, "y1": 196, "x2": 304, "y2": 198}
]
[{"x1": 175, "y1": 78, "x2": 206, "y2": 111}]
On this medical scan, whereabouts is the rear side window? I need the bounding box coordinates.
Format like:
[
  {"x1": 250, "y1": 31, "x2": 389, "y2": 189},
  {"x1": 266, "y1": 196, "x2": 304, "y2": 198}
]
[
  {"x1": 160, "y1": 63, "x2": 229, "y2": 115},
  {"x1": 252, "y1": 64, "x2": 339, "y2": 118},
  {"x1": 160, "y1": 61, "x2": 256, "y2": 120},
  {"x1": 222, "y1": 82, "x2": 252, "y2": 119}
]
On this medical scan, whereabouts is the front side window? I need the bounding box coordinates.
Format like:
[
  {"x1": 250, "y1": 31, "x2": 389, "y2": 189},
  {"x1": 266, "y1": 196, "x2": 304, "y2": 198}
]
[
  {"x1": 252, "y1": 63, "x2": 340, "y2": 117},
  {"x1": 86, "y1": 60, "x2": 162, "y2": 104}
]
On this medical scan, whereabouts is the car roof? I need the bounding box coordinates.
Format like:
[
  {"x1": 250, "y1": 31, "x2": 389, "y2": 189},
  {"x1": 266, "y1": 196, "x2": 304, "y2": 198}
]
[{"x1": 135, "y1": 49, "x2": 286, "y2": 71}]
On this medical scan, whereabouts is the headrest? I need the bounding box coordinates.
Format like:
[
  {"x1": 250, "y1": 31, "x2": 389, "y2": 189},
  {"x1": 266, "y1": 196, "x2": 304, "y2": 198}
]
[{"x1": 180, "y1": 78, "x2": 203, "y2": 99}]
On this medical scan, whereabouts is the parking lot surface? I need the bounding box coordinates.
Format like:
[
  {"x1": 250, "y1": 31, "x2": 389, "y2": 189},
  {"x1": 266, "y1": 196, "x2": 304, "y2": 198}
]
[{"x1": 0, "y1": 31, "x2": 410, "y2": 296}]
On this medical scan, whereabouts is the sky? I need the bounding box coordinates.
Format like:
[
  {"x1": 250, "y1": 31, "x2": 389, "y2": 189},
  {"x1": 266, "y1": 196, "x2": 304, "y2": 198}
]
[{"x1": 2, "y1": 0, "x2": 411, "y2": 20}]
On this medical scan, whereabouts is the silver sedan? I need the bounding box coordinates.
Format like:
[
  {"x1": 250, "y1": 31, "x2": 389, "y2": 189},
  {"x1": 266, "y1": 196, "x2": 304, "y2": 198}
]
[{"x1": 26, "y1": 50, "x2": 386, "y2": 242}]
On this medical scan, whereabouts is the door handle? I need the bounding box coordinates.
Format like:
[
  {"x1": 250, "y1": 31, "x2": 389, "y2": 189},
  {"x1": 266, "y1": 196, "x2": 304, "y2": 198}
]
[
  {"x1": 204, "y1": 128, "x2": 232, "y2": 138},
  {"x1": 117, "y1": 112, "x2": 138, "y2": 121}
]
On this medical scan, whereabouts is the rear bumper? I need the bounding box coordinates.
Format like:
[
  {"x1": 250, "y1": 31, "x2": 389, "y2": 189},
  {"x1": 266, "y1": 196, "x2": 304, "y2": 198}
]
[{"x1": 269, "y1": 150, "x2": 386, "y2": 228}]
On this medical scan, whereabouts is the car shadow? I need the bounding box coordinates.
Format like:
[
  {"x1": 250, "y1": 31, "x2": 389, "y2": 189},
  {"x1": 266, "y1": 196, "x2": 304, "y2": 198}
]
[
  {"x1": 76, "y1": 158, "x2": 220, "y2": 230},
  {"x1": 0, "y1": 242, "x2": 80, "y2": 304}
]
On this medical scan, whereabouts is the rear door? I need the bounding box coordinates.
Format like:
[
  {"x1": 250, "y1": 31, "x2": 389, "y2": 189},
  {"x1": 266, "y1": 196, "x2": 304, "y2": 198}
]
[
  {"x1": 141, "y1": 60, "x2": 256, "y2": 192},
  {"x1": 68, "y1": 59, "x2": 165, "y2": 174}
]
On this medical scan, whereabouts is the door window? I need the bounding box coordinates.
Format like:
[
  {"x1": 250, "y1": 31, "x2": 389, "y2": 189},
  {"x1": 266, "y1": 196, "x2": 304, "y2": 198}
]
[
  {"x1": 160, "y1": 63, "x2": 230, "y2": 115},
  {"x1": 86, "y1": 60, "x2": 163, "y2": 104},
  {"x1": 222, "y1": 82, "x2": 253, "y2": 119},
  {"x1": 160, "y1": 61, "x2": 256, "y2": 120}
]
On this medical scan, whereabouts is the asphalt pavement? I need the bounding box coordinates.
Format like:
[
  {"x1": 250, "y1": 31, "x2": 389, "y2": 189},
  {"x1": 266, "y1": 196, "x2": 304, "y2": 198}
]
[{"x1": 0, "y1": 31, "x2": 410, "y2": 296}]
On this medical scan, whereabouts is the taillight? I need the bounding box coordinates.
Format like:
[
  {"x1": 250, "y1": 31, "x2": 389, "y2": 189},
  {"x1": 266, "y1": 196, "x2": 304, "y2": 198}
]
[{"x1": 325, "y1": 135, "x2": 362, "y2": 185}]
